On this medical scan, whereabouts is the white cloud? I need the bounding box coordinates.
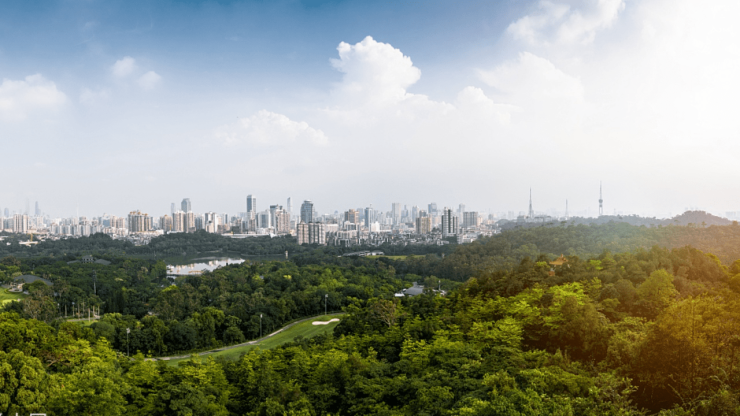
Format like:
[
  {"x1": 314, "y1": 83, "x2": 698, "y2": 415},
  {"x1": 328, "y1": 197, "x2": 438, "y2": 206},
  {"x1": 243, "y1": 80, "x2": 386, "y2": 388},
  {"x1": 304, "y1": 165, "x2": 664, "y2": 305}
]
[
  {"x1": 111, "y1": 56, "x2": 137, "y2": 78},
  {"x1": 0, "y1": 74, "x2": 66, "y2": 121},
  {"x1": 137, "y1": 71, "x2": 162, "y2": 90},
  {"x1": 216, "y1": 110, "x2": 328, "y2": 147},
  {"x1": 330, "y1": 36, "x2": 422, "y2": 107},
  {"x1": 507, "y1": 0, "x2": 625, "y2": 45},
  {"x1": 79, "y1": 87, "x2": 110, "y2": 105}
]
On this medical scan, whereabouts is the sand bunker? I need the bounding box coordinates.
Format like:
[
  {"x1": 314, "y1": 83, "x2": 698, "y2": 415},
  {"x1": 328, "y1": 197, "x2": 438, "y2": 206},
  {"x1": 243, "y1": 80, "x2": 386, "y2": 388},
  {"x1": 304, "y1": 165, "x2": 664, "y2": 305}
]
[{"x1": 312, "y1": 318, "x2": 340, "y2": 325}]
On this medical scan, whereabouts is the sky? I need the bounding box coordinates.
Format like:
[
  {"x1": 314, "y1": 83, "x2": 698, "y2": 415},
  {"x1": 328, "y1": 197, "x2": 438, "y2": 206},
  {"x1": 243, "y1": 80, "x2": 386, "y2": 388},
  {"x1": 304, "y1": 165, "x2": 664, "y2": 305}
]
[{"x1": 1, "y1": 0, "x2": 739, "y2": 219}]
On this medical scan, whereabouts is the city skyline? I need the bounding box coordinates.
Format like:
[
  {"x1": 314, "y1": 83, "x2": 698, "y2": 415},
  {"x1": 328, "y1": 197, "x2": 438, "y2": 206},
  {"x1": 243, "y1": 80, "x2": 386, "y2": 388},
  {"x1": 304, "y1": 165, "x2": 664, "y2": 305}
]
[{"x1": 1, "y1": 0, "x2": 738, "y2": 217}]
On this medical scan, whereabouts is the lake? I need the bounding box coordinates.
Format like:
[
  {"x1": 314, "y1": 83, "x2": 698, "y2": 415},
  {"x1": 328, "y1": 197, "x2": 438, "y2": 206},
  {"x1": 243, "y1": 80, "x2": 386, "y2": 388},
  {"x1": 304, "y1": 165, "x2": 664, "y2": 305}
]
[{"x1": 167, "y1": 257, "x2": 245, "y2": 276}]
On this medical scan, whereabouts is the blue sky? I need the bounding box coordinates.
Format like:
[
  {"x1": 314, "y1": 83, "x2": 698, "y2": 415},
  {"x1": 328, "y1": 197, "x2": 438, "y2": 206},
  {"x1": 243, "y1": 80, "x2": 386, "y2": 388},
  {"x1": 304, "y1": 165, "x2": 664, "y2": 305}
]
[{"x1": 1, "y1": 0, "x2": 739, "y2": 218}]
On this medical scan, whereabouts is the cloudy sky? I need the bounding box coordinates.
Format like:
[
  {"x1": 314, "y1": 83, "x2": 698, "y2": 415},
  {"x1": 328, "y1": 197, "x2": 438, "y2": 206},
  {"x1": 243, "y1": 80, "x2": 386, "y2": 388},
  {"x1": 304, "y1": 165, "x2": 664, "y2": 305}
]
[{"x1": 1, "y1": 0, "x2": 738, "y2": 218}]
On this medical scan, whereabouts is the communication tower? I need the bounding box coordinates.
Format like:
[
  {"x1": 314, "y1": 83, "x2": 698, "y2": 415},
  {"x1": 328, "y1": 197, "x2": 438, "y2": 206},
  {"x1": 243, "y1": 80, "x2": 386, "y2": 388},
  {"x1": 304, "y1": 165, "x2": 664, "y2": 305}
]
[
  {"x1": 528, "y1": 188, "x2": 534, "y2": 218},
  {"x1": 599, "y1": 182, "x2": 603, "y2": 216}
]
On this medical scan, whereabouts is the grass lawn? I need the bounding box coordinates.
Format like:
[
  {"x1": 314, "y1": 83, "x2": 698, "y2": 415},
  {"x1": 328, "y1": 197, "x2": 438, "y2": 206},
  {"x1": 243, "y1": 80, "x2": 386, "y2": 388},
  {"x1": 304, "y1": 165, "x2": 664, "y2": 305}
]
[
  {"x1": 0, "y1": 288, "x2": 26, "y2": 304},
  {"x1": 165, "y1": 314, "x2": 343, "y2": 366},
  {"x1": 366, "y1": 255, "x2": 411, "y2": 260}
]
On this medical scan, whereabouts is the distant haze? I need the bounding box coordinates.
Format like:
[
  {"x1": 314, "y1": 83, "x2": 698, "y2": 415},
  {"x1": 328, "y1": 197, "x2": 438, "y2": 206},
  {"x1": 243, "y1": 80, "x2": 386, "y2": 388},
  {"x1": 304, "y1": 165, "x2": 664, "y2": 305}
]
[{"x1": 1, "y1": 0, "x2": 738, "y2": 218}]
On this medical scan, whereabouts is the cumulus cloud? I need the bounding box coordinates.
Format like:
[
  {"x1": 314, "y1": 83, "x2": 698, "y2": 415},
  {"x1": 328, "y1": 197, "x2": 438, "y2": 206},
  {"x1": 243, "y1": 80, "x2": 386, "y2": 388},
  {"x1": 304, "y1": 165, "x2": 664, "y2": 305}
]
[
  {"x1": 216, "y1": 110, "x2": 328, "y2": 147},
  {"x1": 111, "y1": 56, "x2": 137, "y2": 78},
  {"x1": 330, "y1": 36, "x2": 422, "y2": 106},
  {"x1": 0, "y1": 74, "x2": 66, "y2": 121},
  {"x1": 507, "y1": 0, "x2": 625, "y2": 45},
  {"x1": 137, "y1": 71, "x2": 162, "y2": 90}
]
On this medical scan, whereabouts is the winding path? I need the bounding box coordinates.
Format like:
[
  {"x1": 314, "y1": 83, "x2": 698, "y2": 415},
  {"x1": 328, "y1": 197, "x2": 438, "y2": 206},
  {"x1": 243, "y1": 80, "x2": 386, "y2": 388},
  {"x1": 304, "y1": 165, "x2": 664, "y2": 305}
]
[{"x1": 146, "y1": 312, "x2": 344, "y2": 362}]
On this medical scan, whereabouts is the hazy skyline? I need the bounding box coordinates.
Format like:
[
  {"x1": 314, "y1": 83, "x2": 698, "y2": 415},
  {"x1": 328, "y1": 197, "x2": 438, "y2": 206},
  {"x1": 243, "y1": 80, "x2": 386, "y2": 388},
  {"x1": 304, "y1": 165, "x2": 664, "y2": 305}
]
[{"x1": 1, "y1": 0, "x2": 738, "y2": 218}]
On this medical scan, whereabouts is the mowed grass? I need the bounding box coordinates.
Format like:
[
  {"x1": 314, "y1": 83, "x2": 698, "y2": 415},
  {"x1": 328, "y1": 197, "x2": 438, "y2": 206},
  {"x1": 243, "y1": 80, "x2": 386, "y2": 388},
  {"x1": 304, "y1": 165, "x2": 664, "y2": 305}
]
[
  {"x1": 0, "y1": 288, "x2": 26, "y2": 304},
  {"x1": 367, "y1": 255, "x2": 411, "y2": 260},
  {"x1": 165, "y1": 314, "x2": 344, "y2": 366}
]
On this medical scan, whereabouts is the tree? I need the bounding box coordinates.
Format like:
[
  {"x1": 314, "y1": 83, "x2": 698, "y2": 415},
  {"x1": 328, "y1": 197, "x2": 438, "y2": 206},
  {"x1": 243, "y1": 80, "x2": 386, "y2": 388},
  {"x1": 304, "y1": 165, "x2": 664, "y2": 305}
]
[{"x1": 636, "y1": 269, "x2": 677, "y2": 318}]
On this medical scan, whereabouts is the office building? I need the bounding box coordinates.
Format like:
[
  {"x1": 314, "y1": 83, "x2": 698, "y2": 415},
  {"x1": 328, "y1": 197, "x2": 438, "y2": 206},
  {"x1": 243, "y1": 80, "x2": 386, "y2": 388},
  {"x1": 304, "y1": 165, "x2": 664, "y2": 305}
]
[
  {"x1": 171, "y1": 203, "x2": 175, "y2": 215},
  {"x1": 301, "y1": 200, "x2": 314, "y2": 223},
  {"x1": 34, "y1": 201, "x2": 40, "y2": 216},
  {"x1": 364, "y1": 206, "x2": 375, "y2": 228},
  {"x1": 127, "y1": 211, "x2": 152, "y2": 233},
  {"x1": 391, "y1": 202, "x2": 401, "y2": 225},
  {"x1": 181, "y1": 198, "x2": 192, "y2": 213},
  {"x1": 287, "y1": 197, "x2": 292, "y2": 215},
  {"x1": 428, "y1": 203, "x2": 438, "y2": 216},
  {"x1": 246, "y1": 195, "x2": 257, "y2": 214},
  {"x1": 441, "y1": 207, "x2": 458, "y2": 237},
  {"x1": 344, "y1": 209, "x2": 359, "y2": 225}
]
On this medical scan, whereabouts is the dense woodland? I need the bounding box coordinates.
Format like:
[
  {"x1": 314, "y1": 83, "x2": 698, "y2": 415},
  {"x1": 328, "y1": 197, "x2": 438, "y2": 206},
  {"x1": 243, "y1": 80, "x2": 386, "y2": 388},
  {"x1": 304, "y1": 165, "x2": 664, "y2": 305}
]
[{"x1": 4, "y1": 220, "x2": 740, "y2": 414}]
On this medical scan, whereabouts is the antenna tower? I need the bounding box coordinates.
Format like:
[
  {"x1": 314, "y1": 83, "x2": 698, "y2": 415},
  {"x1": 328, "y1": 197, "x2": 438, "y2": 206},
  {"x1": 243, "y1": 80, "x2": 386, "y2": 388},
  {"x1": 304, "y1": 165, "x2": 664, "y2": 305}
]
[
  {"x1": 599, "y1": 182, "x2": 603, "y2": 216},
  {"x1": 528, "y1": 188, "x2": 534, "y2": 218},
  {"x1": 565, "y1": 199, "x2": 569, "y2": 219}
]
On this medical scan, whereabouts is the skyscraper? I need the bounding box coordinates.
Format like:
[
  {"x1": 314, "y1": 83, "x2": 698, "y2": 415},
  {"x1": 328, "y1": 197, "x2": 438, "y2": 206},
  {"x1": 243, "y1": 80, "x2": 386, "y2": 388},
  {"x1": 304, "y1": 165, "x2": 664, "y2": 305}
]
[
  {"x1": 34, "y1": 201, "x2": 40, "y2": 216},
  {"x1": 287, "y1": 197, "x2": 292, "y2": 215},
  {"x1": 441, "y1": 207, "x2": 458, "y2": 237},
  {"x1": 428, "y1": 203, "x2": 438, "y2": 216},
  {"x1": 344, "y1": 209, "x2": 359, "y2": 224},
  {"x1": 364, "y1": 206, "x2": 375, "y2": 228},
  {"x1": 246, "y1": 195, "x2": 257, "y2": 214},
  {"x1": 301, "y1": 200, "x2": 314, "y2": 223},
  {"x1": 181, "y1": 198, "x2": 192, "y2": 213},
  {"x1": 171, "y1": 203, "x2": 175, "y2": 215},
  {"x1": 391, "y1": 202, "x2": 401, "y2": 225}
]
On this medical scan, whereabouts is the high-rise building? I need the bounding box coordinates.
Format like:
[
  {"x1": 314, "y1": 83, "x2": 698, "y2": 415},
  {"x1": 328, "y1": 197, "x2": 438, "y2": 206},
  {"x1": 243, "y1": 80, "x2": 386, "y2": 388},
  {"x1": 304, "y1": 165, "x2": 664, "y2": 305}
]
[
  {"x1": 428, "y1": 203, "x2": 438, "y2": 216},
  {"x1": 364, "y1": 206, "x2": 375, "y2": 228},
  {"x1": 181, "y1": 198, "x2": 192, "y2": 213},
  {"x1": 411, "y1": 205, "x2": 419, "y2": 221},
  {"x1": 297, "y1": 221, "x2": 326, "y2": 245},
  {"x1": 127, "y1": 211, "x2": 151, "y2": 233},
  {"x1": 173, "y1": 211, "x2": 185, "y2": 232},
  {"x1": 458, "y1": 204, "x2": 466, "y2": 215},
  {"x1": 344, "y1": 209, "x2": 359, "y2": 225},
  {"x1": 13, "y1": 214, "x2": 28, "y2": 234},
  {"x1": 185, "y1": 212, "x2": 195, "y2": 232},
  {"x1": 391, "y1": 202, "x2": 401, "y2": 225},
  {"x1": 275, "y1": 208, "x2": 290, "y2": 234},
  {"x1": 441, "y1": 207, "x2": 458, "y2": 237},
  {"x1": 246, "y1": 195, "x2": 257, "y2": 214},
  {"x1": 287, "y1": 197, "x2": 292, "y2": 215},
  {"x1": 300, "y1": 200, "x2": 314, "y2": 223},
  {"x1": 3, "y1": 208, "x2": 8, "y2": 217},
  {"x1": 34, "y1": 201, "x2": 40, "y2": 216},
  {"x1": 296, "y1": 222, "x2": 309, "y2": 244},
  {"x1": 171, "y1": 203, "x2": 175, "y2": 215},
  {"x1": 463, "y1": 212, "x2": 479, "y2": 229},
  {"x1": 415, "y1": 210, "x2": 431, "y2": 234},
  {"x1": 160, "y1": 215, "x2": 173, "y2": 232}
]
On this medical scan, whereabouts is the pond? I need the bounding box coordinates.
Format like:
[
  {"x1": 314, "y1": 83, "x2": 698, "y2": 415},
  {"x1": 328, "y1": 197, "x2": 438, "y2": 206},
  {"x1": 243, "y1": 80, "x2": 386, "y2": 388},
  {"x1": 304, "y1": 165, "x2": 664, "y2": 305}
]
[{"x1": 167, "y1": 257, "x2": 244, "y2": 276}]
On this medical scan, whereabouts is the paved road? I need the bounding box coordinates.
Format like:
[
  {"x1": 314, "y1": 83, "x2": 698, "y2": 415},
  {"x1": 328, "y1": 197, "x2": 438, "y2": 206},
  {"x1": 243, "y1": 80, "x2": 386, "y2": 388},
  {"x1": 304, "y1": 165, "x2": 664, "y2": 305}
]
[{"x1": 146, "y1": 312, "x2": 344, "y2": 362}]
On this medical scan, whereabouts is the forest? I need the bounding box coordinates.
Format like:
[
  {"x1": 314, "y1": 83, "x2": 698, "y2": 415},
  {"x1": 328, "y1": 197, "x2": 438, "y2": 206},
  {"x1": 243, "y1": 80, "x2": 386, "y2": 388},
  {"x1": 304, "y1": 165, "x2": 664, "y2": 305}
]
[{"x1": 4, "y1": 221, "x2": 740, "y2": 414}]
